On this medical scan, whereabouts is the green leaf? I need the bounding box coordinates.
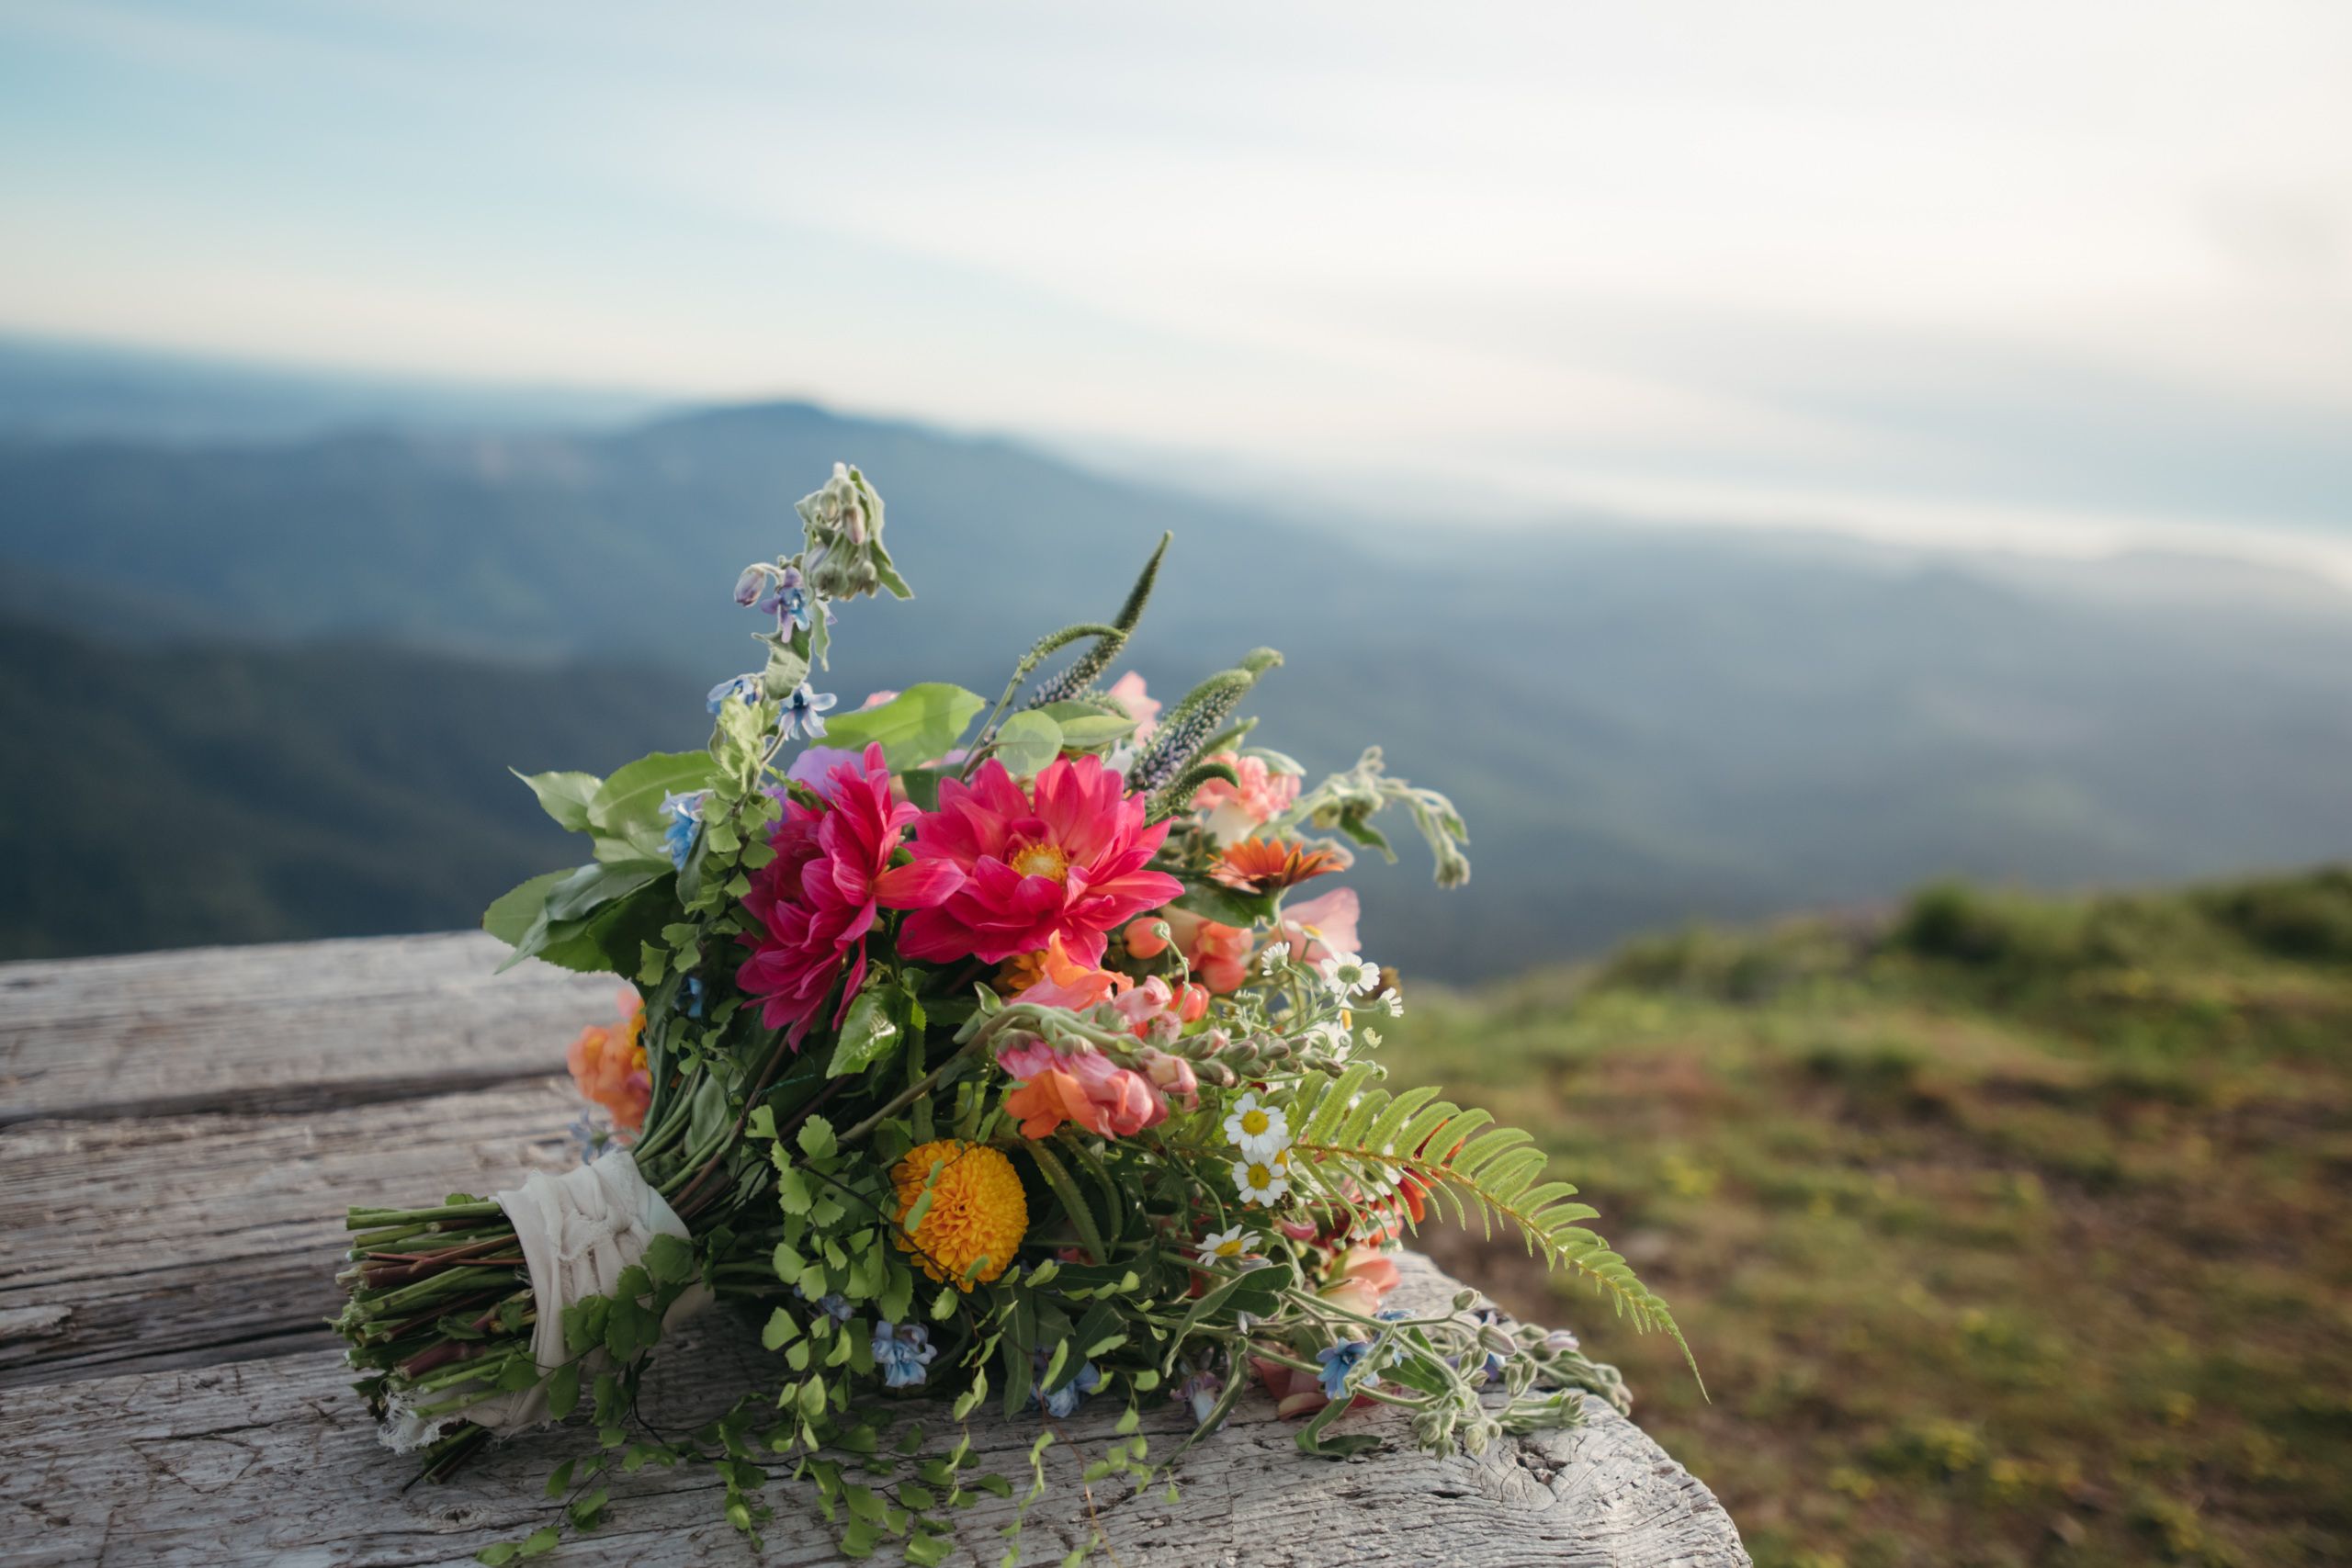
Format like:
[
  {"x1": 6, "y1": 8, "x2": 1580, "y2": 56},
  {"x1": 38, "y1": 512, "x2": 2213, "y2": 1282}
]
[
  {"x1": 991, "y1": 712, "x2": 1063, "y2": 776},
  {"x1": 1053, "y1": 712, "x2": 1137, "y2": 749},
  {"x1": 542, "y1": 859, "x2": 669, "y2": 922},
  {"x1": 1171, "y1": 875, "x2": 1277, "y2": 929},
  {"x1": 642, "y1": 1233, "x2": 695, "y2": 1286},
  {"x1": 512, "y1": 769, "x2": 602, "y2": 832},
  {"x1": 483, "y1": 870, "x2": 569, "y2": 948},
  {"x1": 763, "y1": 1307, "x2": 801, "y2": 1350},
  {"x1": 798, "y1": 1115, "x2": 839, "y2": 1160},
  {"x1": 519, "y1": 1526, "x2": 560, "y2": 1557},
  {"x1": 827, "y1": 988, "x2": 900, "y2": 1078},
  {"x1": 475, "y1": 1545, "x2": 520, "y2": 1566},
  {"x1": 546, "y1": 1362, "x2": 581, "y2": 1419},
  {"x1": 588, "y1": 751, "x2": 717, "y2": 838},
  {"x1": 543, "y1": 1459, "x2": 576, "y2": 1498},
  {"x1": 820, "y1": 683, "x2": 986, "y2": 769}
]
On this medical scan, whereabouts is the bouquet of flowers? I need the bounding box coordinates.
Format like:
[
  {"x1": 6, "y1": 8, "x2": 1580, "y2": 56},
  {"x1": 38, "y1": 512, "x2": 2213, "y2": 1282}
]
[{"x1": 333, "y1": 463, "x2": 1689, "y2": 1562}]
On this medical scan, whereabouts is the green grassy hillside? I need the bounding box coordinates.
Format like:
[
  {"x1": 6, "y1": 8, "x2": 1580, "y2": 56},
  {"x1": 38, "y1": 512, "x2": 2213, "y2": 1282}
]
[{"x1": 1390, "y1": 872, "x2": 2352, "y2": 1568}]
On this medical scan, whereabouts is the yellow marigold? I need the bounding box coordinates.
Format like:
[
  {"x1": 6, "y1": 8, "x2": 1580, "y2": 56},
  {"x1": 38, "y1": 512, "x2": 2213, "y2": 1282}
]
[{"x1": 892, "y1": 1139, "x2": 1027, "y2": 1291}]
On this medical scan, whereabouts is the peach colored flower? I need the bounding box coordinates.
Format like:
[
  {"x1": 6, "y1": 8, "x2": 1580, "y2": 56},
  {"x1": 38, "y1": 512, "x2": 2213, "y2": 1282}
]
[
  {"x1": 1248, "y1": 1356, "x2": 1379, "y2": 1420},
  {"x1": 1105, "y1": 671, "x2": 1160, "y2": 741},
  {"x1": 1317, "y1": 1245, "x2": 1403, "y2": 1317},
  {"x1": 1191, "y1": 752, "x2": 1300, "y2": 845},
  {"x1": 1124, "y1": 909, "x2": 1253, "y2": 994},
  {"x1": 997, "y1": 1038, "x2": 1166, "y2": 1139},
  {"x1": 1007, "y1": 933, "x2": 1134, "y2": 1011},
  {"x1": 567, "y1": 988, "x2": 650, "y2": 1134},
  {"x1": 1271, "y1": 886, "x2": 1361, "y2": 967}
]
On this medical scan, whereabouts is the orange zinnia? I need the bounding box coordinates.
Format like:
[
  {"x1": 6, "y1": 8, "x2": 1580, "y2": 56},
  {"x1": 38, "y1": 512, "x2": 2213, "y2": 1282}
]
[{"x1": 1208, "y1": 837, "x2": 1346, "y2": 895}]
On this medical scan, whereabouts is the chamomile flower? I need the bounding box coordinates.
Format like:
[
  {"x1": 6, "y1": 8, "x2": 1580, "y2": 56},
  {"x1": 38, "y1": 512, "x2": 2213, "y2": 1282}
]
[
  {"x1": 1259, "y1": 941, "x2": 1293, "y2": 973},
  {"x1": 1193, "y1": 1225, "x2": 1259, "y2": 1267},
  {"x1": 1318, "y1": 951, "x2": 1382, "y2": 998},
  {"x1": 1231, "y1": 1153, "x2": 1291, "y2": 1207},
  {"x1": 1221, "y1": 1091, "x2": 1291, "y2": 1161}
]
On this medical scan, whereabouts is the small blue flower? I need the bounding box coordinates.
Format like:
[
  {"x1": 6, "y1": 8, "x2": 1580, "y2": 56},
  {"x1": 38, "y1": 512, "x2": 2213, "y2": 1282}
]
[
  {"x1": 756, "y1": 565, "x2": 811, "y2": 632},
  {"x1": 707, "y1": 672, "x2": 763, "y2": 714},
  {"x1": 566, "y1": 1111, "x2": 613, "y2": 1162},
  {"x1": 1029, "y1": 1350, "x2": 1102, "y2": 1418},
  {"x1": 678, "y1": 976, "x2": 706, "y2": 1019},
  {"x1": 872, "y1": 1321, "x2": 938, "y2": 1390},
  {"x1": 1177, "y1": 1369, "x2": 1225, "y2": 1427},
  {"x1": 661, "y1": 790, "x2": 706, "y2": 870},
  {"x1": 777, "y1": 682, "x2": 838, "y2": 741},
  {"x1": 795, "y1": 1284, "x2": 856, "y2": 1324},
  {"x1": 1317, "y1": 1339, "x2": 1375, "y2": 1402},
  {"x1": 733, "y1": 565, "x2": 770, "y2": 607}
]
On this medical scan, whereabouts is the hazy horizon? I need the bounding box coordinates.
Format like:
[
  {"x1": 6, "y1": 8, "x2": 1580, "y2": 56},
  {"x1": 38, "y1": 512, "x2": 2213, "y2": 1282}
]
[{"x1": 2, "y1": 1, "x2": 2346, "y2": 577}]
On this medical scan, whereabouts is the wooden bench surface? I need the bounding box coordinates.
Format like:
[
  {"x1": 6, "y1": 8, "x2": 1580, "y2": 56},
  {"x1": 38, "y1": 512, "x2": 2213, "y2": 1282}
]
[{"x1": 0, "y1": 933, "x2": 1749, "y2": 1566}]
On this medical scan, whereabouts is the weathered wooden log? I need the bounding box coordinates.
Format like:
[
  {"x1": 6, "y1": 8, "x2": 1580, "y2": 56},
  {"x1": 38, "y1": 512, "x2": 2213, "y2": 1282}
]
[{"x1": 0, "y1": 937, "x2": 1748, "y2": 1566}]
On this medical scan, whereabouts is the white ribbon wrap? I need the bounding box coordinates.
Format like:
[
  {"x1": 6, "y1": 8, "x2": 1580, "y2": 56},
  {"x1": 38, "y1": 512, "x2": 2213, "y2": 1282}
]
[{"x1": 379, "y1": 1148, "x2": 707, "y2": 1452}]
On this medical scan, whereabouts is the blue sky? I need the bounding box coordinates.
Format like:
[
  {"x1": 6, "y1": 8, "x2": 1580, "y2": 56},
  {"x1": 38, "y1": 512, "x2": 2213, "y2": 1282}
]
[{"x1": 2, "y1": 0, "x2": 2347, "y2": 567}]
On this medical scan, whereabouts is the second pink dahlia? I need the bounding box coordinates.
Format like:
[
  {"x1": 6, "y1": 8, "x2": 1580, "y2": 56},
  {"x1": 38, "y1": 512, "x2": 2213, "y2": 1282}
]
[{"x1": 898, "y1": 754, "x2": 1182, "y2": 965}]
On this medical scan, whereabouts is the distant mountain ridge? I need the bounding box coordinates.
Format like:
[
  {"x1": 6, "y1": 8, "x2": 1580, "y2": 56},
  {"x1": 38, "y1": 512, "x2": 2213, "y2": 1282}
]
[{"x1": 8, "y1": 390, "x2": 2352, "y2": 975}]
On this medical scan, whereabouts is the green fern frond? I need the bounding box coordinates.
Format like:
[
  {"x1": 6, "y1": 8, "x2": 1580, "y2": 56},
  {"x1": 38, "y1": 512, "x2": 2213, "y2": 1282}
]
[{"x1": 1283, "y1": 1073, "x2": 1702, "y2": 1391}]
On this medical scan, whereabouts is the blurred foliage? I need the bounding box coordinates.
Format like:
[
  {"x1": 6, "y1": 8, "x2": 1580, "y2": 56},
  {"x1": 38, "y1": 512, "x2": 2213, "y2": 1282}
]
[{"x1": 1389, "y1": 872, "x2": 2352, "y2": 1568}]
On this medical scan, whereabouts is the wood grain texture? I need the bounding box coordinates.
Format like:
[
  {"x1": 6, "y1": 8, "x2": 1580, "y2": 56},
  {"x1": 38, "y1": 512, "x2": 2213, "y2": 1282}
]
[
  {"x1": 0, "y1": 1082, "x2": 580, "y2": 1389},
  {"x1": 0, "y1": 934, "x2": 1748, "y2": 1565},
  {"x1": 0, "y1": 1258, "x2": 1747, "y2": 1568},
  {"x1": 0, "y1": 932, "x2": 612, "y2": 1123}
]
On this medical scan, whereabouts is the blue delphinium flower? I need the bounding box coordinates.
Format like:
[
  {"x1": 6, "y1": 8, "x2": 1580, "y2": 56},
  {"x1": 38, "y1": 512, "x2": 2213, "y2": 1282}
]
[
  {"x1": 661, "y1": 790, "x2": 706, "y2": 870},
  {"x1": 707, "y1": 672, "x2": 763, "y2": 714},
  {"x1": 1029, "y1": 1350, "x2": 1102, "y2": 1418},
  {"x1": 1317, "y1": 1339, "x2": 1375, "y2": 1401},
  {"x1": 872, "y1": 1321, "x2": 938, "y2": 1390},
  {"x1": 755, "y1": 564, "x2": 811, "y2": 633},
  {"x1": 777, "y1": 682, "x2": 838, "y2": 741}
]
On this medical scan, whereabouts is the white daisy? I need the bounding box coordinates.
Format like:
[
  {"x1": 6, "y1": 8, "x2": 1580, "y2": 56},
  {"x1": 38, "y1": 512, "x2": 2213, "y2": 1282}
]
[
  {"x1": 1220, "y1": 1091, "x2": 1291, "y2": 1161},
  {"x1": 1260, "y1": 941, "x2": 1292, "y2": 973},
  {"x1": 1193, "y1": 1224, "x2": 1259, "y2": 1267},
  {"x1": 1231, "y1": 1154, "x2": 1291, "y2": 1207},
  {"x1": 1318, "y1": 951, "x2": 1382, "y2": 998}
]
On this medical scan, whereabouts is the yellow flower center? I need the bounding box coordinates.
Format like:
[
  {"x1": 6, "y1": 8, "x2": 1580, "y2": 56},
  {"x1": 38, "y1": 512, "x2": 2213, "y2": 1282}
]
[
  {"x1": 1240, "y1": 1108, "x2": 1270, "y2": 1136},
  {"x1": 1247, "y1": 1163, "x2": 1276, "y2": 1186},
  {"x1": 1214, "y1": 1237, "x2": 1245, "y2": 1257},
  {"x1": 1007, "y1": 838, "x2": 1070, "y2": 883}
]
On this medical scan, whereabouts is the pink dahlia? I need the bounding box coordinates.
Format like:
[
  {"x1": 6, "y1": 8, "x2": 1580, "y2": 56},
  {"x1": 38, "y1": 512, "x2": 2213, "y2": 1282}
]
[
  {"x1": 739, "y1": 742, "x2": 965, "y2": 1044},
  {"x1": 898, "y1": 755, "x2": 1182, "y2": 965}
]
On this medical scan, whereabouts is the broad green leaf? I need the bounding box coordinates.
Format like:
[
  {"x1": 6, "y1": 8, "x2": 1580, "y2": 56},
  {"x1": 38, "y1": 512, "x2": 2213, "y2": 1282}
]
[
  {"x1": 511, "y1": 769, "x2": 601, "y2": 832},
  {"x1": 827, "y1": 988, "x2": 900, "y2": 1077},
  {"x1": 503, "y1": 877, "x2": 674, "y2": 976},
  {"x1": 1171, "y1": 875, "x2": 1277, "y2": 929},
  {"x1": 588, "y1": 751, "x2": 717, "y2": 837},
  {"x1": 482, "y1": 870, "x2": 569, "y2": 948},
  {"x1": 991, "y1": 711, "x2": 1063, "y2": 776},
  {"x1": 542, "y1": 859, "x2": 668, "y2": 922},
  {"x1": 820, "y1": 683, "x2": 985, "y2": 769},
  {"x1": 1053, "y1": 713, "x2": 1137, "y2": 749}
]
